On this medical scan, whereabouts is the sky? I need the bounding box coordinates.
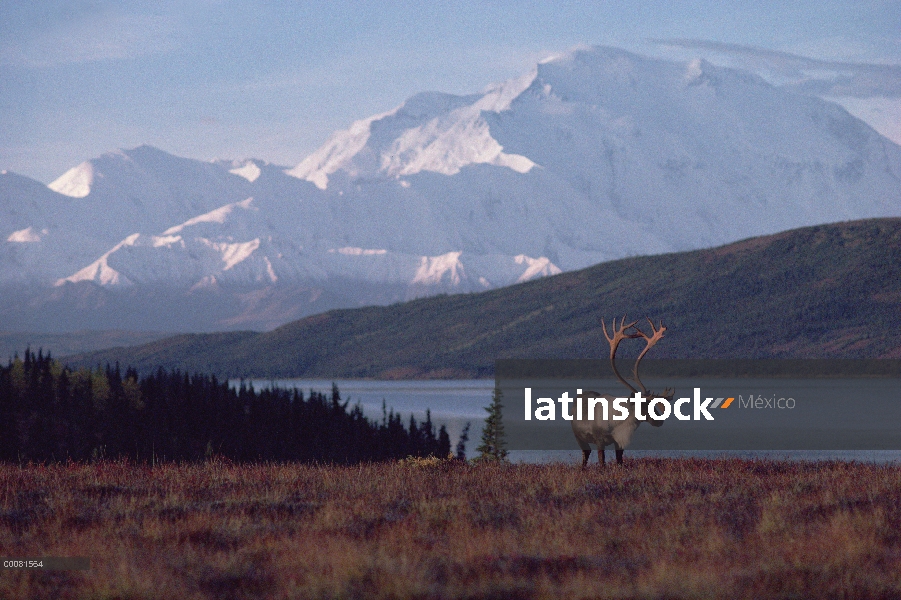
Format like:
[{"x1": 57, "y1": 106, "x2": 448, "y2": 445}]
[{"x1": 1, "y1": 0, "x2": 899, "y2": 184}]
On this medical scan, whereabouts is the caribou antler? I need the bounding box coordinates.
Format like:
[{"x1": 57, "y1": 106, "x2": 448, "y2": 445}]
[
  {"x1": 632, "y1": 318, "x2": 673, "y2": 427},
  {"x1": 601, "y1": 315, "x2": 641, "y2": 359},
  {"x1": 631, "y1": 317, "x2": 666, "y2": 395},
  {"x1": 601, "y1": 316, "x2": 642, "y2": 394}
]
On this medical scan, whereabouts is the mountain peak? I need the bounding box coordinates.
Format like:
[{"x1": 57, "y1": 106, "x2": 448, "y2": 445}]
[
  {"x1": 285, "y1": 72, "x2": 538, "y2": 189},
  {"x1": 396, "y1": 91, "x2": 481, "y2": 121},
  {"x1": 46, "y1": 145, "x2": 187, "y2": 198},
  {"x1": 1, "y1": 169, "x2": 57, "y2": 192},
  {"x1": 48, "y1": 161, "x2": 94, "y2": 198},
  {"x1": 121, "y1": 144, "x2": 172, "y2": 158}
]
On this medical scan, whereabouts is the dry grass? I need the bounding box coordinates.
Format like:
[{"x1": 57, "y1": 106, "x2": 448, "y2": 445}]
[{"x1": 2, "y1": 458, "x2": 901, "y2": 599}]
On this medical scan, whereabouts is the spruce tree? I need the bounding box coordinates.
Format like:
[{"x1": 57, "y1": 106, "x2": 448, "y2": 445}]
[
  {"x1": 455, "y1": 422, "x2": 470, "y2": 461},
  {"x1": 476, "y1": 388, "x2": 507, "y2": 461}
]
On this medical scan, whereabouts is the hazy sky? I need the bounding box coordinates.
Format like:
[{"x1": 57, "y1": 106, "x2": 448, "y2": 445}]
[{"x1": 2, "y1": 0, "x2": 899, "y2": 183}]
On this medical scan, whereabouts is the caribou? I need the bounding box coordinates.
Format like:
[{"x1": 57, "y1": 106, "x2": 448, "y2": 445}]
[{"x1": 571, "y1": 316, "x2": 674, "y2": 466}]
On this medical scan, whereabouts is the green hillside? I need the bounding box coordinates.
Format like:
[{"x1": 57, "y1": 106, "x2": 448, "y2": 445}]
[
  {"x1": 66, "y1": 218, "x2": 901, "y2": 378},
  {"x1": 0, "y1": 330, "x2": 169, "y2": 363}
]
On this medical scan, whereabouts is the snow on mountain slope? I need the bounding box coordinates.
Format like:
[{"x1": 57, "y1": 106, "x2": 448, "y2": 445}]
[
  {"x1": 3, "y1": 151, "x2": 302, "y2": 284},
  {"x1": 48, "y1": 162, "x2": 95, "y2": 198},
  {"x1": 287, "y1": 72, "x2": 537, "y2": 188},
  {"x1": 6, "y1": 227, "x2": 44, "y2": 243},
  {"x1": 4, "y1": 45, "x2": 901, "y2": 331},
  {"x1": 30, "y1": 147, "x2": 278, "y2": 263},
  {"x1": 60, "y1": 234, "x2": 142, "y2": 287},
  {"x1": 487, "y1": 49, "x2": 901, "y2": 247},
  {"x1": 279, "y1": 45, "x2": 900, "y2": 268},
  {"x1": 54, "y1": 146, "x2": 256, "y2": 242},
  {"x1": 227, "y1": 160, "x2": 262, "y2": 183},
  {"x1": 0, "y1": 170, "x2": 71, "y2": 237},
  {"x1": 0, "y1": 170, "x2": 105, "y2": 283},
  {"x1": 56, "y1": 194, "x2": 560, "y2": 292}
]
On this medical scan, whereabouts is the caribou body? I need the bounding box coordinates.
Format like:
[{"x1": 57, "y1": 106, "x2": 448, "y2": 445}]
[{"x1": 571, "y1": 317, "x2": 674, "y2": 466}]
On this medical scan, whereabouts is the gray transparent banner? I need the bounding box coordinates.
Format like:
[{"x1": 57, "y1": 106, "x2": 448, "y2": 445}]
[{"x1": 495, "y1": 360, "x2": 901, "y2": 450}]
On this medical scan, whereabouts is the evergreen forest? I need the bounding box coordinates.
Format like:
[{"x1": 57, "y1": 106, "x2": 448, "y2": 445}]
[{"x1": 0, "y1": 350, "x2": 451, "y2": 464}]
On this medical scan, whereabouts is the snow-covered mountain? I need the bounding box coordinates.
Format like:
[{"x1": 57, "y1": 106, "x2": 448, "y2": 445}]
[{"x1": 3, "y1": 46, "x2": 900, "y2": 332}]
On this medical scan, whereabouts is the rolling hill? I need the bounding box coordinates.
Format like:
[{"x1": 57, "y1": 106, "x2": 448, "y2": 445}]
[{"x1": 63, "y1": 218, "x2": 901, "y2": 378}]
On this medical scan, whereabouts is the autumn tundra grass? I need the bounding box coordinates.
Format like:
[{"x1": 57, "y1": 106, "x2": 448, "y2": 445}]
[{"x1": 2, "y1": 458, "x2": 901, "y2": 599}]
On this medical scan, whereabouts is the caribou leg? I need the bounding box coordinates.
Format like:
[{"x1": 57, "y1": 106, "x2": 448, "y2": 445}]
[
  {"x1": 581, "y1": 448, "x2": 591, "y2": 468},
  {"x1": 599, "y1": 446, "x2": 605, "y2": 465},
  {"x1": 615, "y1": 446, "x2": 624, "y2": 465}
]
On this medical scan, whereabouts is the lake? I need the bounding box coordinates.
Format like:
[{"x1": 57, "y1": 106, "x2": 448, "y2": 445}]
[
  {"x1": 237, "y1": 378, "x2": 901, "y2": 464},
  {"x1": 238, "y1": 378, "x2": 492, "y2": 451}
]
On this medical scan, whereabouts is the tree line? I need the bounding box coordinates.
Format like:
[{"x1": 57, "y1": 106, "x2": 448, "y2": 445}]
[{"x1": 0, "y1": 350, "x2": 451, "y2": 464}]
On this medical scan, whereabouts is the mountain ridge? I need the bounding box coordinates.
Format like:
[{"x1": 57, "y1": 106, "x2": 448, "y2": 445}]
[{"x1": 3, "y1": 45, "x2": 900, "y2": 332}]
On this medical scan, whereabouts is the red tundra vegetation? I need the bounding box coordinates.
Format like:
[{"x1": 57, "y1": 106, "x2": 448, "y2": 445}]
[{"x1": 2, "y1": 458, "x2": 901, "y2": 599}]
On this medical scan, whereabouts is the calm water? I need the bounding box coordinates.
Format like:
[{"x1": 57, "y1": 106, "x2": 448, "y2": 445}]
[
  {"x1": 238, "y1": 378, "x2": 492, "y2": 454},
  {"x1": 237, "y1": 378, "x2": 901, "y2": 464}
]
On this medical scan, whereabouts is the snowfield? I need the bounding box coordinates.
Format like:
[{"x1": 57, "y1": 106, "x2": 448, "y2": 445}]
[{"x1": 2, "y1": 46, "x2": 899, "y2": 331}]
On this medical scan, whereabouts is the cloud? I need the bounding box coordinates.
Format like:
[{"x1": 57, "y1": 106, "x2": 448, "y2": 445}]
[
  {"x1": 652, "y1": 38, "x2": 901, "y2": 99},
  {"x1": 0, "y1": 11, "x2": 181, "y2": 68}
]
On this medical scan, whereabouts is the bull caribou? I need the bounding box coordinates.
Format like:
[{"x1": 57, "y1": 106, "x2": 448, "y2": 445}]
[{"x1": 571, "y1": 316, "x2": 674, "y2": 466}]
